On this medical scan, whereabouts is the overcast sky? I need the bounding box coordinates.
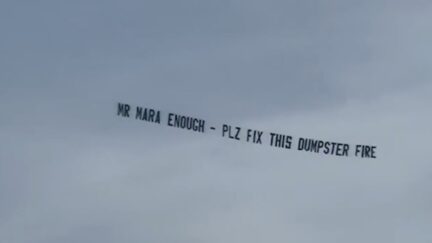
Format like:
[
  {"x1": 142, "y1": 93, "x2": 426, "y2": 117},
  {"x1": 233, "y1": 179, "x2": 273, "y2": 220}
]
[{"x1": 1, "y1": 0, "x2": 432, "y2": 242}]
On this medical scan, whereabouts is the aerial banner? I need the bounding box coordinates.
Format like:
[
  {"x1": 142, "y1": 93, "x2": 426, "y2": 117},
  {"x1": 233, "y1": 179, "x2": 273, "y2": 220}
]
[{"x1": 117, "y1": 102, "x2": 377, "y2": 159}]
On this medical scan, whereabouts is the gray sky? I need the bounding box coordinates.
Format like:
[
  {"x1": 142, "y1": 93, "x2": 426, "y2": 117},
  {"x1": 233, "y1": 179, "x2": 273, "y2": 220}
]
[{"x1": 1, "y1": 1, "x2": 432, "y2": 242}]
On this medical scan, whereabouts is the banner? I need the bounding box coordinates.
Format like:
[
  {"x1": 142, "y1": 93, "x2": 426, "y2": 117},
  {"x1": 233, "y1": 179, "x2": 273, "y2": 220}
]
[{"x1": 117, "y1": 102, "x2": 377, "y2": 159}]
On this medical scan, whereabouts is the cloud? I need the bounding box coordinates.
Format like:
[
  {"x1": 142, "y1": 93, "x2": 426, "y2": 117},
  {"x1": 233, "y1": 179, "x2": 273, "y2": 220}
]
[{"x1": 1, "y1": 0, "x2": 432, "y2": 242}]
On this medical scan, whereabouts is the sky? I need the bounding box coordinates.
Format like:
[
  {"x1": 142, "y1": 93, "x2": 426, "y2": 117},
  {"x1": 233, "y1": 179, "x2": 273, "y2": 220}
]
[{"x1": 1, "y1": 0, "x2": 432, "y2": 242}]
